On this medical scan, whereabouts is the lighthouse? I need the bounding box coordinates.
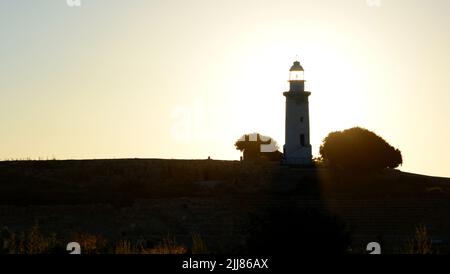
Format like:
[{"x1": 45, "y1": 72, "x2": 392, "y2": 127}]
[{"x1": 283, "y1": 60, "x2": 312, "y2": 165}]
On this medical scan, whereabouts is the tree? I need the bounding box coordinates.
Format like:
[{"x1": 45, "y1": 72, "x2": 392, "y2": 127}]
[
  {"x1": 235, "y1": 133, "x2": 281, "y2": 161},
  {"x1": 319, "y1": 127, "x2": 402, "y2": 171}
]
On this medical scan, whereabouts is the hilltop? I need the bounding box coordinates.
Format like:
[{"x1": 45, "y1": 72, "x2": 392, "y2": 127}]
[{"x1": 0, "y1": 159, "x2": 449, "y2": 253}]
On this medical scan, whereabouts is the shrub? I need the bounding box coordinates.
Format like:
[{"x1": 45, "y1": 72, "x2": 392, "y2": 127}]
[{"x1": 320, "y1": 127, "x2": 402, "y2": 172}]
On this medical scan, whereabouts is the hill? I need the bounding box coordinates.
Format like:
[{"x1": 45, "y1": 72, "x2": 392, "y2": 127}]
[{"x1": 0, "y1": 159, "x2": 449, "y2": 254}]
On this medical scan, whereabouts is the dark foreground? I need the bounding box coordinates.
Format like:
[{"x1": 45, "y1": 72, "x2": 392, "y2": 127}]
[{"x1": 0, "y1": 159, "x2": 449, "y2": 254}]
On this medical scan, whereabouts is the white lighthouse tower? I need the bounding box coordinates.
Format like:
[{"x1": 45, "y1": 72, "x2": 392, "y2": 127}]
[{"x1": 283, "y1": 60, "x2": 312, "y2": 165}]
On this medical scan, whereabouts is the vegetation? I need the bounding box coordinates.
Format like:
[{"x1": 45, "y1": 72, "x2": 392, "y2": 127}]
[
  {"x1": 191, "y1": 233, "x2": 209, "y2": 254},
  {"x1": 405, "y1": 224, "x2": 435, "y2": 254},
  {"x1": 320, "y1": 127, "x2": 402, "y2": 172},
  {"x1": 235, "y1": 133, "x2": 282, "y2": 161},
  {"x1": 0, "y1": 225, "x2": 199, "y2": 254},
  {"x1": 0, "y1": 224, "x2": 59, "y2": 254}
]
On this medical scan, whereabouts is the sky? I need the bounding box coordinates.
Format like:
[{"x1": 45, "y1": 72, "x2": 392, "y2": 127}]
[{"x1": 0, "y1": 0, "x2": 449, "y2": 177}]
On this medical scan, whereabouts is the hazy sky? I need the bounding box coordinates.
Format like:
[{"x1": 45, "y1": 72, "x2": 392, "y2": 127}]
[{"x1": 0, "y1": 0, "x2": 449, "y2": 177}]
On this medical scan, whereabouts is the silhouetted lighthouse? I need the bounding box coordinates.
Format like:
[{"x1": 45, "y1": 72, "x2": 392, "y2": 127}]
[{"x1": 283, "y1": 60, "x2": 312, "y2": 165}]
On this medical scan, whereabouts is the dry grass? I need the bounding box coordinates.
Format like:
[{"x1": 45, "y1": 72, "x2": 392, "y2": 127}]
[
  {"x1": 142, "y1": 235, "x2": 187, "y2": 254},
  {"x1": 114, "y1": 240, "x2": 140, "y2": 254},
  {"x1": 111, "y1": 234, "x2": 208, "y2": 254},
  {"x1": 1, "y1": 224, "x2": 57, "y2": 254},
  {"x1": 405, "y1": 224, "x2": 435, "y2": 254},
  {"x1": 191, "y1": 233, "x2": 209, "y2": 254},
  {"x1": 115, "y1": 235, "x2": 188, "y2": 254},
  {"x1": 1, "y1": 225, "x2": 195, "y2": 254},
  {"x1": 71, "y1": 232, "x2": 107, "y2": 254}
]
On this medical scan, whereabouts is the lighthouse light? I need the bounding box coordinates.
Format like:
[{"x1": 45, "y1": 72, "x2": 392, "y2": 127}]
[{"x1": 289, "y1": 70, "x2": 304, "y2": 81}]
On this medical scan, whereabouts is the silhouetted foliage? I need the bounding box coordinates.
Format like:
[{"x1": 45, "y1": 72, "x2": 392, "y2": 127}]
[
  {"x1": 235, "y1": 133, "x2": 281, "y2": 161},
  {"x1": 320, "y1": 127, "x2": 402, "y2": 172}
]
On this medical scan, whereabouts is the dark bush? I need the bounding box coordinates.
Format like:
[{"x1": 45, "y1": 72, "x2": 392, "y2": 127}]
[{"x1": 319, "y1": 127, "x2": 402, "y2": 171}]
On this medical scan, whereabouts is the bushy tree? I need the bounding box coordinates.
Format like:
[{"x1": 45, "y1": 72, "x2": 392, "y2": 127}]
[{"x1": 319, "y1": 127, "x2": 402, "y2": 171}]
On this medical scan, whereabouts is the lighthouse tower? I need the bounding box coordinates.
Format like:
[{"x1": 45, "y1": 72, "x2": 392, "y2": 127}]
[{"x1": 283, "y1": 60, "x2": 312, "y2": 165}]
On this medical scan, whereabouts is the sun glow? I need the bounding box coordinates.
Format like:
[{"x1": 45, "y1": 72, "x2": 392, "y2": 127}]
[
  {"x1": 212, "y1": 40, "x2": 370, "y2": 160},
  {"x1": 1, "y1": 1, "x2": 450, "y2": 177}
]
